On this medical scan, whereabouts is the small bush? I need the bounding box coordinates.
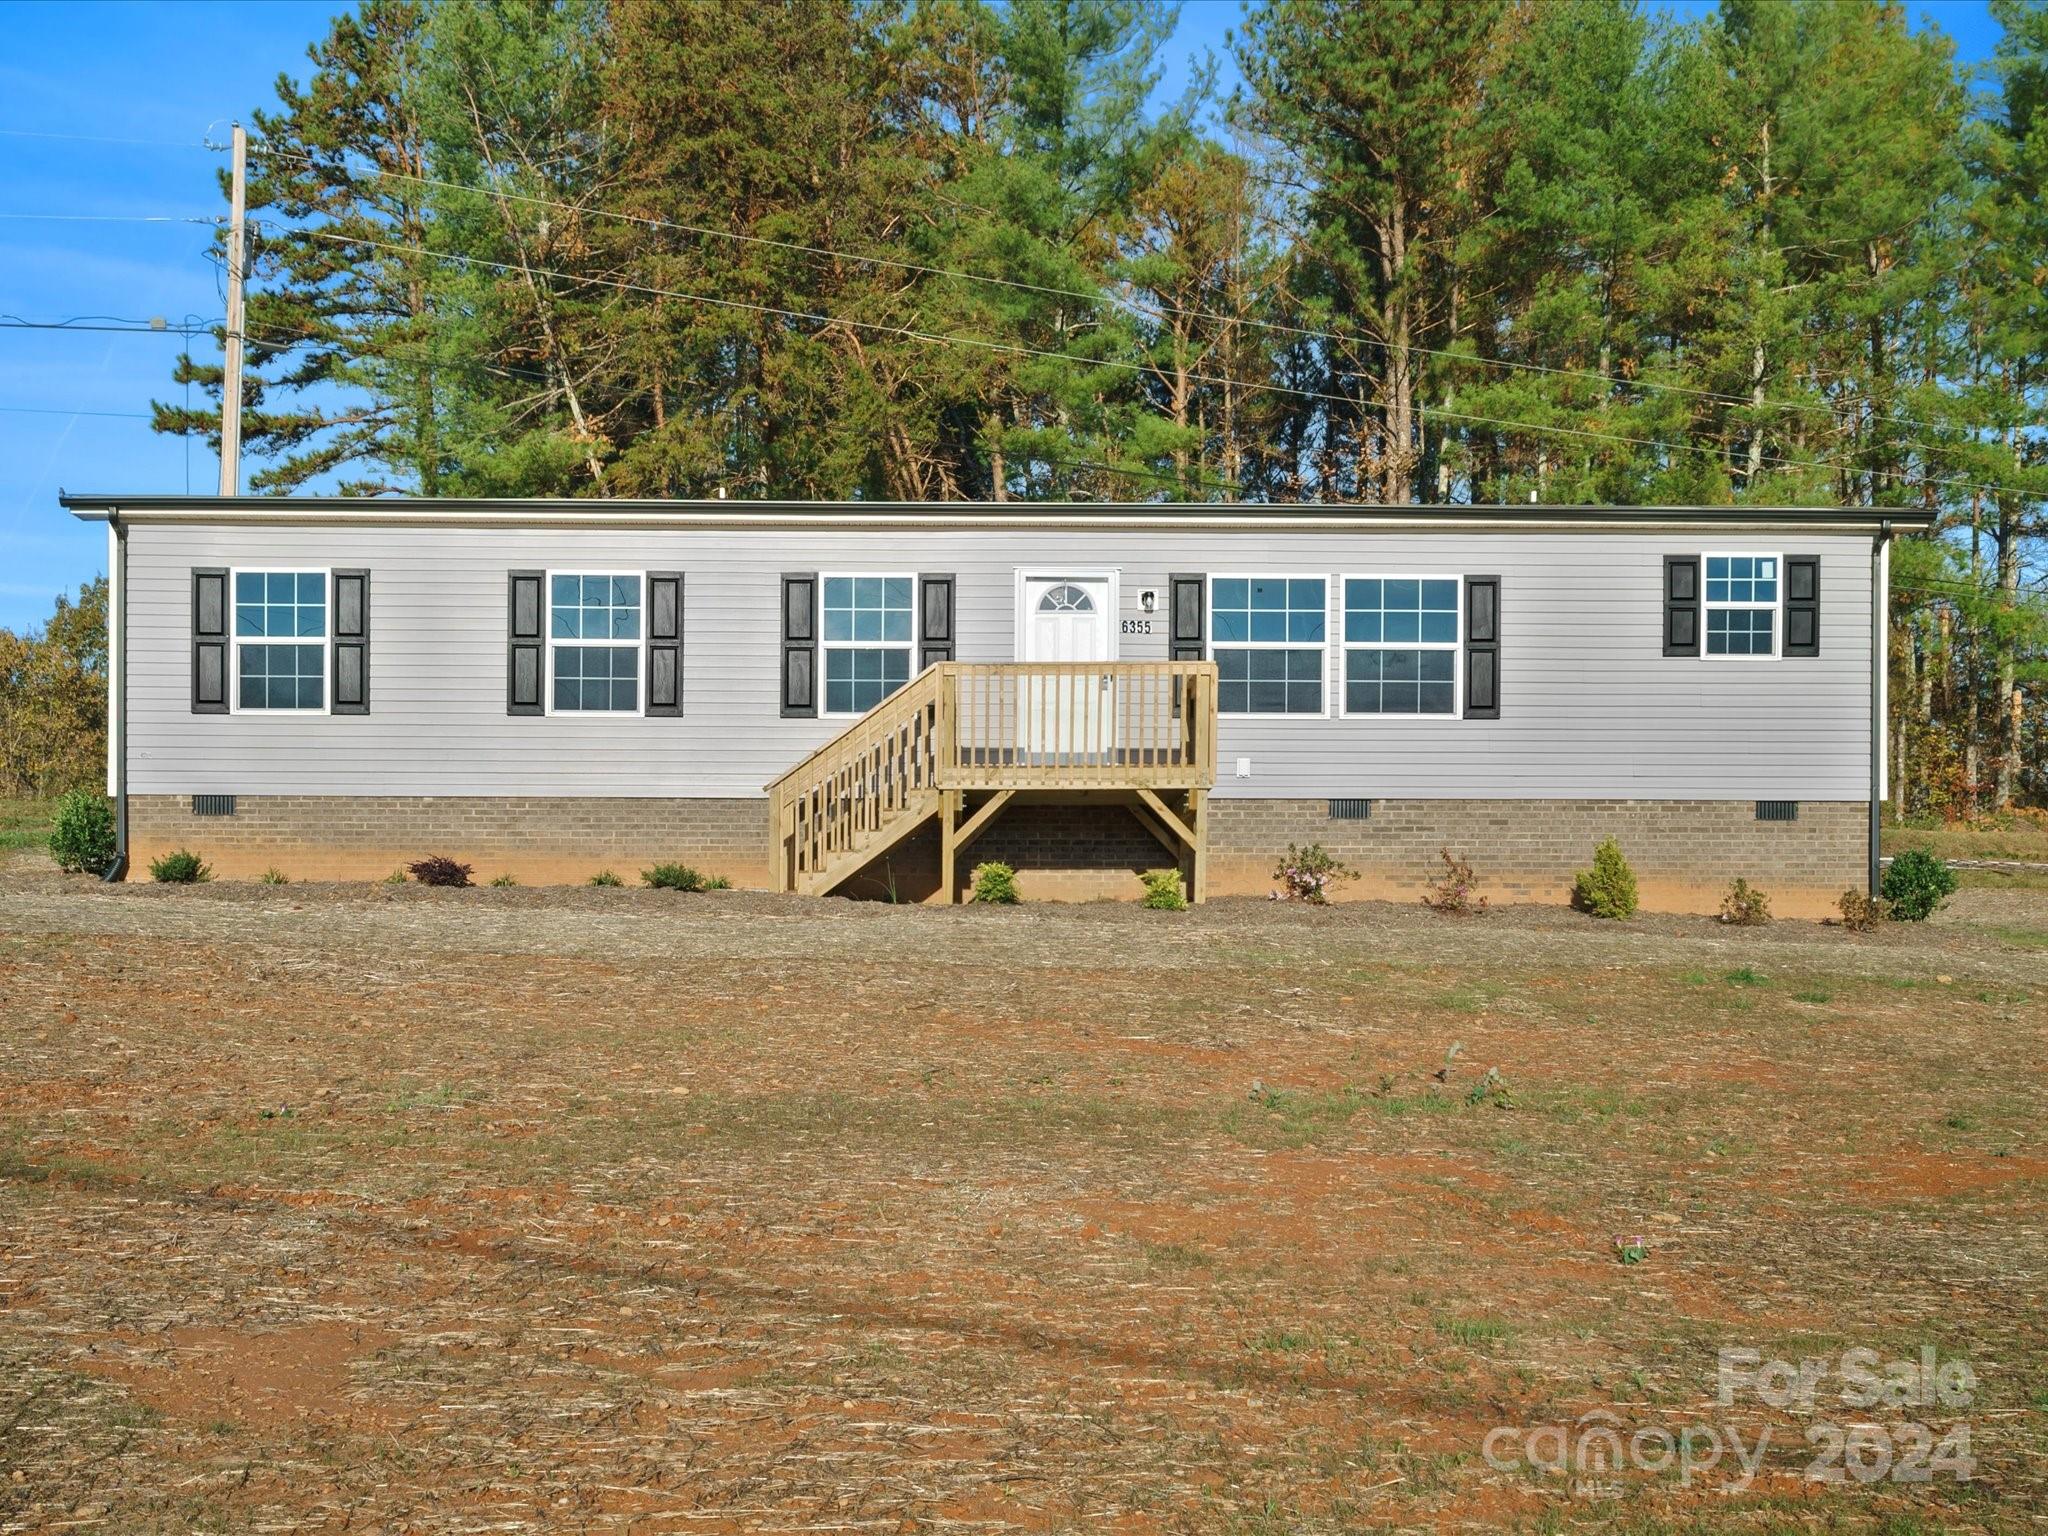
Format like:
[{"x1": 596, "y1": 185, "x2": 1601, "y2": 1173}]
[
  {"x1": 1140, "y1": 868, "x2": 1188, "y2": 910},
  {"x1": 149, "y1": 848, "x2": 209, "y2": 884},
  {"x1": 383, "y1": 867, "x2": 408, "y2": 885},
  {"x1": 489, "y1": 873, "x2": 518, "y2": 888},
  {"x1": 1838, "y1": 888, "x2": 1888, "y2": 932},
  {"x1": 703, "y1": 874, "x2": 733, "y2": 890},
  {"x1": 1272, "y1": 842, "x2": 1353, "y2": 904},
  {"x1": 260, "y1": 867, "x2": 288, "y2": 886},
  {"x1": 969, "y1": 861, "x2": 1020, "y2": 904},
  {"x1": 407, "y1": 856, "x2": 473, "y2": 888},
  {"x1": 1422, "y1": 847, "x2": 1486, "y2": 916},
  {"x1": 642, "y1": 862, "x2": 705, "y2": 892},
  {"x1": 48, "y1": 789, "x2": 116, "y2": 873},
  {"x1": 588, "y1": 869, "x2": 624, "y2": 888},
  {"x1": 1881, "y1": 849, "x2": 1957, "y2": 922},
  {"x1": 1572, "y1": 837, "x2": 1638, "y2": 919},
  {"x1": 1719, "y1": 878, "x2": 1771, "y2": 926}
]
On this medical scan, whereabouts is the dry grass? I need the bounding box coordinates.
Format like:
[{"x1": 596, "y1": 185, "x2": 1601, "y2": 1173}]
[
  {"x1": 0, "y1": 797, "x2": 54, "y2": 854},
  {"x1": 2, "y1": 857, "x2": 2044, "y2": 1532},
  {"x1": 1885, "y1": 815, "x2": 2048, "y2": 866}
]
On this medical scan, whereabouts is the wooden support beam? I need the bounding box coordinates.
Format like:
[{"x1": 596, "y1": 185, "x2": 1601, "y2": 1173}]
[
  {"x1": 953, "y1": 789, "x2": 1015, "y2": 854},
  {"x1": 1126, "y1": 799, "x2": 1183, "y2": 860},
  {"x1": 931, "y1": 789, "x2": 959, "y2": 904},
  {"x1": 1135, "y1": 787, "x2": 1196, "y2": 848},
  {"x1": 1188, "y1": 787, "x2": 1208, "y2": 904}
]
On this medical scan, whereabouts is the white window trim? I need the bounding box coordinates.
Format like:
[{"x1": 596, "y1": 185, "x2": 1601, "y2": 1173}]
[
  {"x1": 543, "y1": 568, "x2": 648, "y2": 717},
  {"x1": 1207, "y1": 572, "x2": 1333, "y2": 720},
  {"x1": 820, "y1": 570, "x2": 918, "y2": 719},
  {"x1": 228, "y1": 565, "x2": 331, "y2": 716},
  {"x1": 1337, "y1": 572, "x2": 1464, "y2": 721},
  {"x1": 1011, "y1": 569, "x2": 1122, "y2": 661},
  {"x1": 1701, "y1": 550, "x2": 1784, "y2": 662}
]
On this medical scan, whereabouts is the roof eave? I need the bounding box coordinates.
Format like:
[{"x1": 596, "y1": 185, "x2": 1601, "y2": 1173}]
[{"x1": 58, "y1": 493, "x2": 1937, "y2": 533}]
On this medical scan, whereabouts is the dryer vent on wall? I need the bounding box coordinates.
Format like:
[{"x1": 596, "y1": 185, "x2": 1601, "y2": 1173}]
[{"x1": 191, "y1": 795, "x2": 237, "y2": 817}]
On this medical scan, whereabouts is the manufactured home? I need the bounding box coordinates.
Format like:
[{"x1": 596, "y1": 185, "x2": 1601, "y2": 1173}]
[{"x1": 63, "y1": 494, "x2": 1925, "y2": 914}]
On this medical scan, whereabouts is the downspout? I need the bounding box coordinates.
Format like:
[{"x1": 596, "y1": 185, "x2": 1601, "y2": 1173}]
[
  {"x1": 102, "y1": 508, "x2": 128, "y2": 881},
  {"x1": 1869, "y1": 519, "x2": 1891, "y2": 898}
]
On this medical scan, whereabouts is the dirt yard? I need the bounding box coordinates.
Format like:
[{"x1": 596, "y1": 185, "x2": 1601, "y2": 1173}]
[{"x1": 2, "y1": 851, "x2": 2044, "y2": 1534}]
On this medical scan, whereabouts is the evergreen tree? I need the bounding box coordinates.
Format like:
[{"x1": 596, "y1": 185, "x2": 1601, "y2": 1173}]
[{"x1": 152, "y1": 0, "x2": 441, "y2": 493}]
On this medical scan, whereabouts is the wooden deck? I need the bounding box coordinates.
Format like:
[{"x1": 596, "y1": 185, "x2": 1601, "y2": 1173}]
[{"x1": 766, "y1": 661, "x2": 1218, "y2": 901}]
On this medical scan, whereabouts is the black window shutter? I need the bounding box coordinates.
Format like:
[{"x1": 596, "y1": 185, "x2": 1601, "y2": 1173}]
[
  {"x1": 192, "y1": 567, "x2": 228, "y2": 714},
  {"x1": 647, "y1": 571, "x2": 683, "y2": 715},
  {"x1": 1663, "y1": 556, "x2": 1700, "y2": 657},
  {"x1": 331, "y1": 569, "x2": 369, "y2": 714},
  {"x1": 1784, "y1": 555, "x2": 1820, "y2": 657},
  {"x1": 1169, "y1": 573, "x2": 1205, "y2": 660},
  {"x1": 507, "y1": 570, "x2": 543, "y2": 715},
  {"x1": 781, "y1": 573, "x2": 817, "y2": 717},
  {"x1": 920, "y1": 573, "x2": 954, "y2": 670},
  {"x1": 1464, "y1": 574, "x2": 1500, "y2": 719}
]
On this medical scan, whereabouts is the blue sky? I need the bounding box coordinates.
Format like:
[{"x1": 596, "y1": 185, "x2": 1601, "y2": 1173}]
[{"x1": 0, "y1": 0, "x2": 2008, "y2": 630}]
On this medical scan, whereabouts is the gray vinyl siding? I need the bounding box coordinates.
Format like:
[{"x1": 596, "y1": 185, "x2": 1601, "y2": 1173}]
[{"x1": 121, "y1": 524, "x2": 1875, "y2": 800}]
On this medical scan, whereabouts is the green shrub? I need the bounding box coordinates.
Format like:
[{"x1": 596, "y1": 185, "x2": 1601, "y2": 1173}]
[
  {"x1": 1719, "y1": 878, "x2": 1771, "y2": 926},
  {"x1": 48, "y1": 789, "x2": 115, "y2": 873},
  {"x1": 1272, "y1": 842, "x2": 1353, "y2": 904},
  {"x1": 969, "y1": 861, "x2": 1020, "y2": 904},
  {"x1": 1881, "y1": 849, "x2": 1957, "y2": 922},
  {"x1": 489, "y1": 873, "x2": 518, "y2": 888},
  {"x1": 588, "y1": 869, "x2": 624, "y2": 888},
  {"x1": 406, "y1": 856, "x2": 473, "y2": 888},
  {"x1": 703, "y1": 874, "x2": 733, "y2": 890},
  {"x1": 382, "y1": 867, "x2": 408, "y2": 885},
  {"x1": 260, "y1": 867, "x2": 288, "y2": 886},
  {"x1": 1140, "y1": 869, "x2": 1188, "y2": 911},
  {"x1": 1572, "y1": 838, "x2": 1638, "y2": 919},
  {"x1": 642, "y1": 862, "x2": 705, "y2": 891},
  {"x1": 149, "y1": 848, "x2": 209, "y2": 884}
]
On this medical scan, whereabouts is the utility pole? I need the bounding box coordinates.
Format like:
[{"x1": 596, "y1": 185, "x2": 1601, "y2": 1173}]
[{"x1": 218, "y1": 122, "x2": 247, "y2": 496}]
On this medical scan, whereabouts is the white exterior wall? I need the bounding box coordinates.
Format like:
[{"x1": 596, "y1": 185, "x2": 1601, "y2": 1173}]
[{"x1": 117, "y1": 521, "x2": 1876, "y2": 801}]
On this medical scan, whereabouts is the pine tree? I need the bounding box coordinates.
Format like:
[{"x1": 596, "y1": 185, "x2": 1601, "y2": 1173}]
[{"x1": 152, "y1": 0, "x2": 442, "y2": 493}]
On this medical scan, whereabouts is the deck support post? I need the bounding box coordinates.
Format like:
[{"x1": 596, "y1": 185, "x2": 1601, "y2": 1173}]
[
  {"x1": 934, "y1": 789, "x2": 961, "y2": 904},
  {"x1": 1188, "y1": 787, "x2": 1208, "y2": 905}
]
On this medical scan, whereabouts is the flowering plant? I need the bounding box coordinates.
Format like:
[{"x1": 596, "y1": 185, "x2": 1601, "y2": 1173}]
[
  {"x1": 1614, "y1": 1234, "x2": 1649, "y2": 1266},
  {"x1": 1271, "y1": 842, "x2": 1355, "y2": 905}
]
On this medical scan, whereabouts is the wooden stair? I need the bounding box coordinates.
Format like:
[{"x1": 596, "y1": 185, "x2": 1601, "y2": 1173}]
[{"x1": 767, "y1": 661, "x2": 1217, "y2": 901}]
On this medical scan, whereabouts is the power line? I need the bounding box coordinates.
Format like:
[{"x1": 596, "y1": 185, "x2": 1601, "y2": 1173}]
[
  {"x1": 0, "y1": 212, "x2": 221, "y2": 225},
  {"x1": 0, "y1": 126, "x2": 214, "y2": 150},
  {"x1": 0, "y1": 404, "x2": 153, "y2": 420},
  {"x1": 0, "y1": 314, "x2": 219, "y2": 335},
  {"x1": 302, "y1": 227, "x2": 2046, "y2": 505},
  {"x1": 245, "y1": 137, "x2": 1979, "y2": 448}
]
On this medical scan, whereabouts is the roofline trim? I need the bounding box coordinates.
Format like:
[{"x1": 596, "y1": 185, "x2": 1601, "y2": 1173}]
[{"x1": 60, "y1": 493, "x2": 1935, "y2": 534}]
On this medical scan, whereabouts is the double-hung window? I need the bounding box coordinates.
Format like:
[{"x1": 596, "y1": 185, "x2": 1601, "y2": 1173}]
[
  {"x1": 233, "y1": 569, "x2": 327, "y2": 711},
  {"x1": 1211, "y1": 576, "x2": 1327, "y2": 715},
  {"x1": 821, "y1": 574, "x2": 914, "y2": 715},
  {"x1": 1704, "y1": 554, "x2": 1779, "y2": 658},
  {"x1": 1342, "y1": 576, "x2": 1460, "y2": 716},
  {"x1": 549, "y1": 572, "x2": 643, "y2": 712}
]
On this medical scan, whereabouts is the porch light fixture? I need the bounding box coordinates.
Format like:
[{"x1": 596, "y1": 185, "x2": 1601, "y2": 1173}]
[{"x1": 1140, "y1": 589, "x2": 1157, "y2": 614}]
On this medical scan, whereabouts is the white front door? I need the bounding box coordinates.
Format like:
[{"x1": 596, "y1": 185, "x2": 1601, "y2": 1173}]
[{"x1": 1021, "y1": 575, "x2": 1115, "y2": 757}]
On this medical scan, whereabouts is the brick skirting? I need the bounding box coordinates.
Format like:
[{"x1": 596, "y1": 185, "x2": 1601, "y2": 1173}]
[{"x1": 126, "y1": 793, "x2": 1865, "y2": 916}]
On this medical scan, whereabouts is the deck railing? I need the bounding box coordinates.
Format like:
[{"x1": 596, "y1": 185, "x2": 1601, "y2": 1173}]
[{"x1": 767, "y1": 660, "x2": 1217, "y2": 892}]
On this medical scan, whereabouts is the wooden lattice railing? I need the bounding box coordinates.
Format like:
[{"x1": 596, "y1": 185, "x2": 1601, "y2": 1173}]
[{"x1": 767, "y1": 660, "x2": 1217, "y2": 894}]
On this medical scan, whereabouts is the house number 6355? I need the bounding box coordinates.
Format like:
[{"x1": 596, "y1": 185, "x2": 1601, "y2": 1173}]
[{"x1": 1121, "y1": 618, "x2": 1154, "y2": 634}]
